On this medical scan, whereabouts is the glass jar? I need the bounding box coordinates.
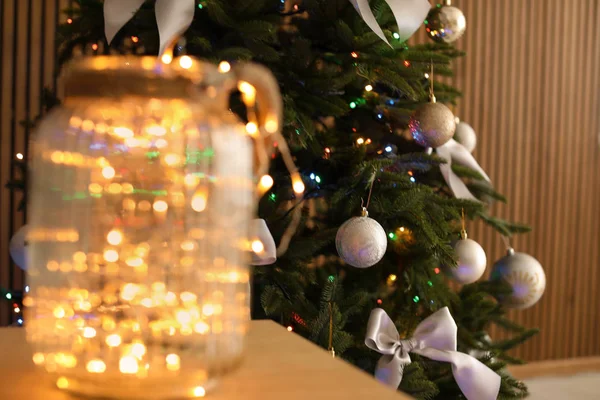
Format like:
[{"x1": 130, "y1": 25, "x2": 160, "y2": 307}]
[{"x1": 25, "y1": 56, "x2": 282, "y2": 399}]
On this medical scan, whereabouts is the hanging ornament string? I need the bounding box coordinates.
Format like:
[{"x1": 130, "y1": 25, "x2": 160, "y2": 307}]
[
  {"x1": 328, "y1": 301, "x2": 335, "y2": 358},
  {"x1": 450, "y1": 208, "x2": 487, "y2": 284},
  {"x1": 501, "y1": 235, "x2": 512, "y2": 250},
  {"x1": 429, "y1": 61, "x2": 435, "y2": 102},
  {"x1": 363, "y1": 170, "x2": 376, "y2": 212}
]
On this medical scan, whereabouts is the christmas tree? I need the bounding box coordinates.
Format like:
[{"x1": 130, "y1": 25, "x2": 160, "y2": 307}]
[{"x1": 4, "y1": 0, "x2": 541, "y2": 398}]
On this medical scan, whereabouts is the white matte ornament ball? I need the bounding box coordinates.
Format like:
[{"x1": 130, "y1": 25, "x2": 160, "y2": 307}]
[
  {"x1": 10, "y1": 225, "x2": 29, "y2": 270},
  {"x1": 490, "y1": 248, "x2": 546, "y2": 309},
  {"x1": 454, "y1": 121, "x2": 477, "y2": 153},
  {"x1": 450, "y1": 237, "x2": 487, "y2": 284},
  {"x1": 336, "y1": 209, "x2": 387, "y2": 268}
]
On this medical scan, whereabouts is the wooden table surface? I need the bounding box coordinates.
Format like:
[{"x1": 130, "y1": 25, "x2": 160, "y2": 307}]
[{"x1": 0, "y1": 321, "x2": 410, "y2": 399}]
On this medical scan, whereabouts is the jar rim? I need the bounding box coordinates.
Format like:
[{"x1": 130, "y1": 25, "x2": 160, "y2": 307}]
[{"x1": 60, "y1": 56, "x2": 233, "y2": 99}]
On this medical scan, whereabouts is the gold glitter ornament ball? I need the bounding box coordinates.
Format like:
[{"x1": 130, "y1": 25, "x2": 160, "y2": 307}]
[
  {"x1": 409, "y1": 102, "x2": 456, "y2": 148},
  {"x1": 490, "y1": 248, "x2": 546, "y2": 309},
  {"x1": 425, "y1": 2, "x2": 467, "y2": 44}
]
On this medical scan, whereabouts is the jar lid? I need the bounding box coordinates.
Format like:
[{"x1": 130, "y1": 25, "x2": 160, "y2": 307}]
[{"x1": 60, "y1": 56, "x2": 232, "y2": 100}]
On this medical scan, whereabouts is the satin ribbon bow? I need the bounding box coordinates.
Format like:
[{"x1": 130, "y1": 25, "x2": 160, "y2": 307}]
[
  {"x1": 435, "y1": 139, "x2": 491, "y2": 201},
  {"x1": 104, "y1": 0, "x2": 195, "y2": 56},
  {"x1": 365, "y1": 307, "x2": 501, "y2": 400},
  {"x1": 251, "y1": 219, "x2": 277, "y2": 266},
  {"x1": 349, "y1": 0, "x2": 430, "y2": 45}
]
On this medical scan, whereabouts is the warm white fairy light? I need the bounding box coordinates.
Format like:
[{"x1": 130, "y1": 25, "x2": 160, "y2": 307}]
[
  {"x1": 264, "y1": 118, "x2": 278, "y2": 133},
  {"x1": 245, "y1": 122, "x2": 258, "y2": 135},
  {"x1": 82, "y1": 327, "x2": 97, "y2": 338},
  {"x1": 251, "y1": 240, "x2": 264, "y2": 254},
  {"x1": 161, "y1": 53, "x2": 173, "y2": 64},
  {"x1": 105, "y1": 334, "x2": 122, "y2": 347},
  {"x1": 191, "y1": 192, "x2": 207, "y2": 212},
  {"x1": 291, "y1": 172, "x2": 305, "y2": 194},
  {"x1": 119, "y1": 355, "x2": 139, "y2": 374},
  {"x1": 102, "y1": 166, "x2": 115, "y2": 179},
  {"x1": 218, "y1": 61, "x2": 231, "y2": 73},
  {"x1": 166, "y1": 354, "x2": 181, "y2": 371},
  {"x1": 153, "y1": 200, "x2": 168, "y2": 212},
  {"x1": 106, "y1": 230, "x2": 123, "y2": 245},
  {"x1": 179, "y1": 56, "x2": 193, "y2": 69},
  {"x1": 56, "y1": 377, "x2": 69, "y2": 389},
  {"x1": 86, "y1": 359, "x2": 106, "y2": 374},
  {"x1": 193, "y1": 386, "x2": 206, "y2": 397},
  {"x1": 259, "y1": 175, "x2": 274, "y2": 191}
]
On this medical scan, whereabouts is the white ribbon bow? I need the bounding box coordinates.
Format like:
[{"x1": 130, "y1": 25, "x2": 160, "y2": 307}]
[
  {"x1": 349, "y1": 0, "x2": 430, "y2": 45},
  {"x1": 251, "y1": 219, "x2": 277, "y2": 266},
  {"x1": 435, "y1": 139, "x2": 491, "y2": 201},
  {"x1": 104, "y1": 0, "x2": 195, "y2": 56},
  {"x1": 365, "y1": 307, "x2": 501, "y2": 400}
]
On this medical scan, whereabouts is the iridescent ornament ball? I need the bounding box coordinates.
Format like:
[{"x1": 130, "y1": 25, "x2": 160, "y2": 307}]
[
  {"x1": 409, "y1": 102, "x2": 456, "y2": 148},
  {"x1": 490, "y1": 248, "x2": 546, "y2": 309},
  {"x1": 336, "y1": 209, "x2": 387, "y2": 268},
  {"x1": 425, "y1": 3, "x2": 467, "y2": 44}
]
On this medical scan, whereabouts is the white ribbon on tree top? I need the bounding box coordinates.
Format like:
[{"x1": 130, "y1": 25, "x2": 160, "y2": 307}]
[
  {"x1": 104, "y1": 0, "x2": 196, "y2": 56},
  {"x1": 104, "y1": 0, "x2": 430, "y2": 55},
  {"x1": 349, "y1": 0, "x2": 431, "y2": 45},
  {"x1": 365, "y1": 307, "x2": 501, "y2": 400}
]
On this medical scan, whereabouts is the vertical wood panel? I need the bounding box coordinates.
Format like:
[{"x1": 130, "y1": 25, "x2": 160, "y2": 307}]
[
  {"x1": 454, "y1": 0, "x2": 600, "y2": 361},
  {"x1": 0, "y1": 0, "x2": 599, "y2": 360},
  {"x1": 0, "y1": 0, "x2": 65, "y2": 325}
]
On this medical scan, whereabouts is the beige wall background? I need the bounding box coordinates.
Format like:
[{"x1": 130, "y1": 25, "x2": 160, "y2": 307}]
[{"x1": 1, "y1": 0, "x2": 599, "y2": 360}]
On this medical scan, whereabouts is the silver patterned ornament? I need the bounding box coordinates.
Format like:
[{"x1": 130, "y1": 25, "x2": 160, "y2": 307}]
[
  {"x1": 450, "y1": 235, "x2": 487, "y2": 284},
  {"x1": 454, "y1": 119, "x2": 477, "y2": 153},
  {"x1": 490, "y1": 248, "x2": 546, "y2": 309},
  {"x1": 409, "y1": 99, "x2": 456, "y2": 148},
  {"x1": 9, "y1": 224, "x2": 29, "y2": 271},
  {"x1": 468, "y1": 333, "x2": 495, "y2": 361},
  {"x1": 336, "y1": 208, "x2": 387, "y2": 268},
  {"x1": 425, "y1": 1, "x2": 467, "y2": 44}
]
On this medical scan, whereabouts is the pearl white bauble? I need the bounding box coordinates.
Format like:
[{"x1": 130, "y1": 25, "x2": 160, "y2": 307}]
[
  {"x1": 336, "y1": 210, "x2": 387, "y2": 268},
  {"x1": 450, "y1": 237, "x2": 487, "y2": 284},
  {"x1": 490, "y1": 248, "x2": 546, "y2": 309},
  {"x1": 454, "y1": 121, "x2": 477, "y2": 153},
  {"x1": 9, "y1": 225, "x2": 29, "y2": 270}
]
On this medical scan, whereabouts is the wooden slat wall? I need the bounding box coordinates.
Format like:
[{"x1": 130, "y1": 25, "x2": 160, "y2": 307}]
[
  {"x1": 0, "y1": 0, "x2": 70, "y2": 325},
  {"x1": 412, "y1": 0, "x2": 600, "y2": 361},
  {"x1": 1, "y1": 0, "x2": 599, "y2": 360}
]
